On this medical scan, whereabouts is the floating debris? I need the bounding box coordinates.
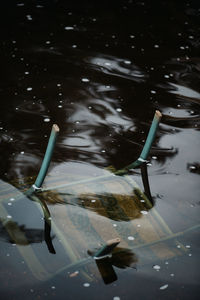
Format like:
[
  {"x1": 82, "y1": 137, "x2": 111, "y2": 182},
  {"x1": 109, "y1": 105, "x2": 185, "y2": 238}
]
[
  {"x1": 124, "y1": 60, "x2": 131, "y2": 64},
  {"x1": 160, "y1": 284, "x2": 168, "y2": 290},
  {"x1": 26, "y1": 15, "x2": 32, "y2": 21},
  {"x1": 64, "y1": 26, "x2": 74, "y2": 30},
  {"x1": 83, "y1": 283, "x2": 90, "y2": 287},
  {"x1": 44, "y1": 118, "x2": 50, "y2": 122},
  {"x1": 69, "y1": 271, "x2": 79, "y2": 278},
  {"x1": 153, "y1": 265, "x2": 161, "y2": 270},
  {"x1": 152, "y1": 156, "x2": 157, "y2": 160},
  {"x1": 128, "y1": 236, "x2": 135, "y2": 241},
  {"x1": 81, "y1": 78, "x2": 90, "y2": 82}
]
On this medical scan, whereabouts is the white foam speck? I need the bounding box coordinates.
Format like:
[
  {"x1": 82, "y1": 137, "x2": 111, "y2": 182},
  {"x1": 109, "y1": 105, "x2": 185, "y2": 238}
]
[
  {"x1": 65, "y1": 26, "x2": 74, "y2": 30},
  {"x1": 27, "y1": 87, "x2": 32, "y2": 91},
  {"x1": 44, "y1": 118, "x2": 50, "y2": 122},
  {"x1": 7, "y1": 215, "x2": 12, "y2": 219},
  {"x1": 153, "y1": 265, "x2": 161, "y2": 270},
  {"x1": 159, "y1": 284, "x2": 168, "y2": 290},
  {"x1": 128, "y1": 236, "x2": 135, "y2": 241},
  {"x1": 113, "y1": 297, "x2": 120, "y2": 300},
  {"x1": 26, "y1": 15, "x2": 32, "y2": 21},
  {"x1": 124, "y1": 60, "x2": 131, "y2": 64},
  {"x1": 81, "y1": 78, "x2": 90, "y2": 82},
  {"x1": 113, "y1": 224, "x2": 117, "y2": 227},
  {"x1": 141, "y1": 210, "x2": 148, "y2": 215},
  {"x1": 116, "y1": 108, "x2": 122, "y2": 112},
  {"x1": 189, "y1": 165, "x2": 196, "y2": 170},
  {"x1": 83, "y1": 283, "x2": 90, "y2": 287},
  {"x1": 150, "y1": 90, "x2": 156, "y2": 94},
  {"x1": 91, "y1": 199, "x2": 96, "y2": 203},
  {"x1": 186, "y1": 245, "x2": 191, "y2": 248}
]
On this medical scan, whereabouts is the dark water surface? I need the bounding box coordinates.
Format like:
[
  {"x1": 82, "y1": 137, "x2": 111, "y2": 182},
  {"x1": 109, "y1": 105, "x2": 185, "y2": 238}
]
[{"x1": 0, "y1": 0, "x2": 200, "y2": 299}]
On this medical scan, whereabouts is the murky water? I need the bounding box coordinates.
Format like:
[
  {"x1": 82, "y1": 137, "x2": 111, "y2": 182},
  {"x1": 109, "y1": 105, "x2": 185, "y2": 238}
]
[{"x1": 0, "y1": 1, "x2": 200, "y2": 299}]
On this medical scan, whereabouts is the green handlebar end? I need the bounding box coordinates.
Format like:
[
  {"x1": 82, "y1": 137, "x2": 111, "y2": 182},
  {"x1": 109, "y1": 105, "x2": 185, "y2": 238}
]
[
  {"x1": 34, "y1": 124, "x2": 59, "y2": 189},
  {"x1": 116, "y1": 110, "x2": 162, "y2": 174}
]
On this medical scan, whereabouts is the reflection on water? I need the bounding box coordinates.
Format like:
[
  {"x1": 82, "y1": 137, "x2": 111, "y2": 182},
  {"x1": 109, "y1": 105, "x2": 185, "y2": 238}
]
[
  {"x1": 0, "y1": 0, "x2": 200, "y2": 299},
  {"x1": 0, "y1": 220, "x2": 47, "y2": 245}
]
